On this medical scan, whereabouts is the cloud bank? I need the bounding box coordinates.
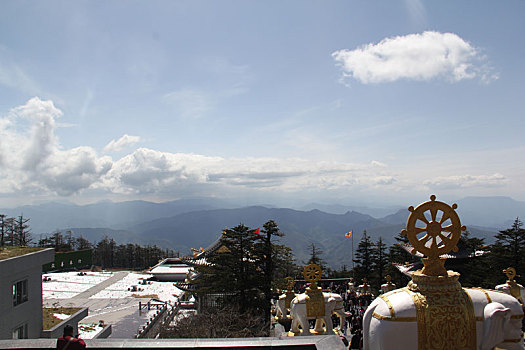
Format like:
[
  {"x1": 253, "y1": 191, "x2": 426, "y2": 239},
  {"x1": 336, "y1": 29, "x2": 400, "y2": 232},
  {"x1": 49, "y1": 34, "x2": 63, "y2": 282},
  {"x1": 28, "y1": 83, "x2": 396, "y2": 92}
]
[
  {"x1": 423, "y1": 173, "x2": 506, "y2": 190},
  {"x1": 0, "y1": 98, "x2": 400, "y2": 199},
  {"x1": 332, "y1": 31, "x2": 497, "y2": 84},
  {"x1": 0, "y1": 98, "x2": 509, "y2": 202}
]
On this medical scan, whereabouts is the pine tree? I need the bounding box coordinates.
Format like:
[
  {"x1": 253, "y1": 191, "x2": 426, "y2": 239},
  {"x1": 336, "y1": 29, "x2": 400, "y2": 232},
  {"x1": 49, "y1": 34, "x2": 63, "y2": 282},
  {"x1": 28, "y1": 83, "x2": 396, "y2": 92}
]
[
  {"x1": 353, "y1": 230, "x2": 375, "y2": 283},
  {"x1": 387, "y1": 231, "x2": 418, "y2": 286},
  {"x1": 493, "y1": 218, "x2": 525, "y2": 273},
  {"x1": 372, "y1": 237, "x2": 389, "y2": 290},
  {"x1": 454, "y1": 230, "x2": 488, "y2": 287},
  {"x1": 75, "y1": 235, "x2": 92, "y2": 250},
  {"x1": 0, "y1": 214, "x2": 6, "y2": 246},
  {"x1": 5, "y1": 217, "x2": 15, "y2": 246},
  {"x1": 485, "y1": 218, "x2": 525, "y2": 287},
  {"x1": 305, "y1": 243, "x2": 326, "y2": 272},
  {"x1": 193, "y1": 224, "x2": 265, "y2": 313},
  {"x1": 258, "y1": 220, "x2": 284, "y2": 321}
]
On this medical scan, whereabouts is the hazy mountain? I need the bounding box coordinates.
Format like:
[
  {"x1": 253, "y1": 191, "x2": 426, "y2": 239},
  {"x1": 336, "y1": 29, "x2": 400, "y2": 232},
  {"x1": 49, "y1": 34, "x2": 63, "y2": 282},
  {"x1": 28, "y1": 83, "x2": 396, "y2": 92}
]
[
  {"x1": 1, "y1": 198, "x2": 238, "y2": 234},
  {"x1": 299, "y1": 202, "x2": 402, "y2": 218},
  {"x1": 128, "y1": 206, "x2": 389, "y2": 269},
  {"x1": 2, "y1": 195, "x2": 523, "y2": 268},
  {"x1": 455, "y1": 196, "x2": 525, "y2": 228}
]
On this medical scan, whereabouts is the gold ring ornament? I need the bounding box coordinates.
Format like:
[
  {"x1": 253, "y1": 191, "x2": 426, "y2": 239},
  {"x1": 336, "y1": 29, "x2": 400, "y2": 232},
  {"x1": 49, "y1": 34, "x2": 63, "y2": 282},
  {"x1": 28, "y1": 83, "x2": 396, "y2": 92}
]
[
  {"x1": 504, "y1": 267, "x2": 518, "y2": 281},
  {"x1": 401, "y1": 195, "x2": 466, "y2": 276},
  {"x1": 503, "y1": 267, "x2": 523, "y2": 301},
  {"x1": 303, "y1": 264, "x2": 322, "y2": 284}
]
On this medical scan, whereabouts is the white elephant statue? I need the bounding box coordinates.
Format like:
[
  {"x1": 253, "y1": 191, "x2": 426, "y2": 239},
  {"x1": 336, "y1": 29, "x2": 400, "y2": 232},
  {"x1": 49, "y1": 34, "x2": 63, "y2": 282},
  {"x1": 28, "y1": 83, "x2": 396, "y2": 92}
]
[
  {"x1": 363, "y1": 275, "x2": 524, "y2": 350},
  {"x1": 290, "y1": 292, "x2": 350, "y2": 335},
  {"x1": 496, "y1": 282, "x2": 525, "y2": 305},
  {"x1": 363, "y1": 196, "x2": 524, "y2": 350},
  {"x1": 380, "y1": 275, "x2": 396, "y2": 294},
  {"x1": 496, "y1": 268, "x2": 525, "y2": 305},
  {"x1": 275, "y1": 292, "x2": 295, "y2": 320}
]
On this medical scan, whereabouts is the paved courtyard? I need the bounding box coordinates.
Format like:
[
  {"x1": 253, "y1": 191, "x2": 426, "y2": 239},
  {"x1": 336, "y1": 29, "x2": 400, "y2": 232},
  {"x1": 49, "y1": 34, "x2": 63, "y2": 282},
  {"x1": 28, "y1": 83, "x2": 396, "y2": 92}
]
[{"x1": 43, "y1": 270, "x2": 183, "y2": 338}]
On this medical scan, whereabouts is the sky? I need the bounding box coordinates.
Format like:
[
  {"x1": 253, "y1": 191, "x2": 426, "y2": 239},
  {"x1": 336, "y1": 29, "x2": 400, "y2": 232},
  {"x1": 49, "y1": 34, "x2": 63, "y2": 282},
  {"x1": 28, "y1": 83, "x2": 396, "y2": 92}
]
[{"x1": 0, "y1": 1, "x2": 524, "y2": 208}]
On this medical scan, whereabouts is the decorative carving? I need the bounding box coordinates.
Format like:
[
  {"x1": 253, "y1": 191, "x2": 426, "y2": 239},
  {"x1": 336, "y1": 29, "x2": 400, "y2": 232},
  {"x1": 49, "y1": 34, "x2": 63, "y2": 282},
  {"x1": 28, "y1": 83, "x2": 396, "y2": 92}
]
[
  {"x1": 401, "y1": 195, "x2": 466, "y2": 276},
  {"x1": 405, "y1": 274, "x2": 477, "y2": 350},
  {"x1": 302, "y1": 264, "x2": 325, "y2": 318}
]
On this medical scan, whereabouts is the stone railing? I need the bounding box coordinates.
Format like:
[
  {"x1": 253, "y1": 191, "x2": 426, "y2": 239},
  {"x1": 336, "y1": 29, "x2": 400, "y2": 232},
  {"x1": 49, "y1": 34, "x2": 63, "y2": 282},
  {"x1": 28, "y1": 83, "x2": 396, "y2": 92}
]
[{"x1": 0, "y1": 335, "x2": 346, "y2": 349}]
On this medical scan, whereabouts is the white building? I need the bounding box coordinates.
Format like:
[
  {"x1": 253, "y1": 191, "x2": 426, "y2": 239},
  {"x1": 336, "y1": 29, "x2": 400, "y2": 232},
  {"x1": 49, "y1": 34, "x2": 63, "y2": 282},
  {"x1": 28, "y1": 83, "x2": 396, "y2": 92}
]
[
  {"x1": 149, "y1": 258, "x2": 191, "y2": 281},
  {"x1": 0, "y1": 248, "x2": 54, "y2": 339}
]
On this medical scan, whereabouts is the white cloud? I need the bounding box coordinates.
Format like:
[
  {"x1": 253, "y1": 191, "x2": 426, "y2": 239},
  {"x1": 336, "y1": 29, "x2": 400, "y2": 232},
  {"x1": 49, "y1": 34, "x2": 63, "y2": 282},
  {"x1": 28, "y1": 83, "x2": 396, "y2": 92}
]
[
  {"x1": 423, "y1": 173, "x2": 506, "y2": 190},
  {"x1": 332, "y1": 31, "x2": 497, "y2": 84},
  {"x1": 0, "y1": 97, "x2": 112, "y2": 196},
  {"x1": 0, "y1": 98, "x2": 400, "y2": 199},
  {"x1": 102, "y1": 150, "x2": 396, "y2": 195},
  {"x1": 104, "y1": 134, "x2": 142, "y2": 153}
]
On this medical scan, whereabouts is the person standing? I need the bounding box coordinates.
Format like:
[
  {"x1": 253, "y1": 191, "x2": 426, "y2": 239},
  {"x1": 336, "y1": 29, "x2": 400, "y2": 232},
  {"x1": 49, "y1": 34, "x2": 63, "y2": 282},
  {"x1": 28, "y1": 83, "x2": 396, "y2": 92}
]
[{"x1": 56, "y1": 325, "x2": 86, "y2": 350}]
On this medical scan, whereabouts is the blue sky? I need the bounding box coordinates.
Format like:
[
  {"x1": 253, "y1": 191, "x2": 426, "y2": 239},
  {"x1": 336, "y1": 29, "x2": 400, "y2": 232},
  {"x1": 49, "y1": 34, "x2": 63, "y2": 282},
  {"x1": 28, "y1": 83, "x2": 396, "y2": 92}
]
[{"x1": 0, "y1": 1, "x2": 524, "y2": 208}]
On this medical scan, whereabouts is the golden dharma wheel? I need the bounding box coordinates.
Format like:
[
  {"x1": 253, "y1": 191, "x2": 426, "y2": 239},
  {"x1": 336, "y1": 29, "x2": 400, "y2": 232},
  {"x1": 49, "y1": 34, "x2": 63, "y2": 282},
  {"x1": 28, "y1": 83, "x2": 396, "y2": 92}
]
[
  {"x1": 504, "y1": 267, "x2": 518, "y2": 280},
  {"x1": 303, "y1": 264, "x2": 322, "y2": 283},
  {"x1": 401, "y1": 195, "x2": 466, "y2": 259}
]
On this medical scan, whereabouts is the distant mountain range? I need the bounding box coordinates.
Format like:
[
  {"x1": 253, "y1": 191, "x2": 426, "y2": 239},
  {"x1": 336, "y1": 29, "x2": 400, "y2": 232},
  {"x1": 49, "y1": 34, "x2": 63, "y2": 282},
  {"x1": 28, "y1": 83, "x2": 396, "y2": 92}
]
[{"x1": 1, "y1": 196, "x2": 523, "y2": 268}]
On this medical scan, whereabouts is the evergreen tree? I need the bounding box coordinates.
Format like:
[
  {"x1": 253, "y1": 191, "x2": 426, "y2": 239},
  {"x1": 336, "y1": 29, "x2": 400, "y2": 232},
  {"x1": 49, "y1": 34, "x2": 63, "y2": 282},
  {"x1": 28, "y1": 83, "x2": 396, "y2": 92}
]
[
  {"x1": 493, "y1": 218, "x2": 525, "y2": 273},
  {"x1": 75, "y1": 235, "x2": 92, "y2": 250},
  {"x1": 454, "y1": 230, "x2": 488, "y2": 287},
  {"x1": 5, "y1": 217, "x2": 15, "y2": 246},
  {"x1": 387, "y1": 231, "x2": 418, "y2": 286},
  {"x1": 305, "y1": 243, "x2": 326, "y2": 273},
  {"x1": 353, "y1": 230, "x2": 375, "y2": 283},
  {"x1": 193, "y1": 224, "x2": 265, "y2": 313},
  {"x1": 372, "y1": 237, "x2": 389, "y2": 290},
  {"x1": 0, "y1": 214, "x2": 6, "y2": 246},
  {"x1": 258, "y1": 220, "x2": 284, "y2": 321}
]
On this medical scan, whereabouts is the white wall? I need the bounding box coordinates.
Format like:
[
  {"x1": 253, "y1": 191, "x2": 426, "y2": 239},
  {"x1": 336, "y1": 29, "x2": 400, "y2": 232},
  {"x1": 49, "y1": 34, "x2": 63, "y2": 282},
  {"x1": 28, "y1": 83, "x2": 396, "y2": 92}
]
[{"x1": 0, "y1": 249, "x2": 54, "y2": 339}]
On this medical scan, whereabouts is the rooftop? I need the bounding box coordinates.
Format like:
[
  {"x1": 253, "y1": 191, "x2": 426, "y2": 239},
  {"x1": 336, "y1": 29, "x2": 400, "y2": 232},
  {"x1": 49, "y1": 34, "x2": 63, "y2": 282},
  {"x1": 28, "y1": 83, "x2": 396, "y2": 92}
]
[{"x1": 0, "y1": 246, "x2": 44, "y2": 261}]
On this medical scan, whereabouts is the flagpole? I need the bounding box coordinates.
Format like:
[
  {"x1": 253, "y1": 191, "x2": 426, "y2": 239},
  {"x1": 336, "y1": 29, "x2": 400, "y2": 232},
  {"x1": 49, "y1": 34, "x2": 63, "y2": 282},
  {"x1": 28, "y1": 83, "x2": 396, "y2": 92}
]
[{"x1": 351, "y1": 230, "x2": 355, "y2": 280}]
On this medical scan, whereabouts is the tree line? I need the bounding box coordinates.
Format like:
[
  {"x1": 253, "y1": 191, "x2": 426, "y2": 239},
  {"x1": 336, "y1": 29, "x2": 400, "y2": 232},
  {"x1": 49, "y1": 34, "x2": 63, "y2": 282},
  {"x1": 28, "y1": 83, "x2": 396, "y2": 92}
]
[
  {"x1": 36, "y1": 230, "x2": 178, "y2": 270},
  {"x1": 339, "y1": 217, "x2": 525, "y2": 292}
]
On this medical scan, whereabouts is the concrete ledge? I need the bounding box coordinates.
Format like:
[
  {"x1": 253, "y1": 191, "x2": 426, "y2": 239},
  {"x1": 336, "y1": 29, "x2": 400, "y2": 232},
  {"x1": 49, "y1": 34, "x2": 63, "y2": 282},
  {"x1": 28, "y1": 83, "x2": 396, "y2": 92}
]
[
  {"x1": 41, "y1": 307, "x2": 89, "y2": 338},
  {"x1": 0, "y1": 335, "x2": 346, "y2": 350},
  {"x1": 93, "y1": 325, "x2": 112, "y2": 339}
]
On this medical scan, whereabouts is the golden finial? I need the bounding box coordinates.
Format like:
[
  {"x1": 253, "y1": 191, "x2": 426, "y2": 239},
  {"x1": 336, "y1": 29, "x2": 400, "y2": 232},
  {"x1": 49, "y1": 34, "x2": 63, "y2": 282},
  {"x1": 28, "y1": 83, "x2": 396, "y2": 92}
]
[
  {"x1": 303, "y1": 264, "x2": 322, "y2": 289},
  {"x1": 385, "y1": 275, "x2": 392, "y2": 283},
  {"x1": 285, "y1": 276, "x2": 295, "y2": 291},
  {"x1": 504, "y1": 267, "x2": 519, "y2": 281},
  {"x1": 503, "y1": 267, "x2": 522, "y2": 301},
  {"x1": 401, "y1": 195, "x2": 466, "y2": 276}
]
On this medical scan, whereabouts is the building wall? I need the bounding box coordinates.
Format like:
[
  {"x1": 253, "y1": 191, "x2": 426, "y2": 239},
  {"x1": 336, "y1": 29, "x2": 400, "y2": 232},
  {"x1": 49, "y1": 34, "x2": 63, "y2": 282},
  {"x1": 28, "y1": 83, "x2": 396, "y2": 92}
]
[
  {"x1": 0, "y1": 249, "x2": 54, "y2": 339},
  {"x1": 42, "y1": 249, "x2": 92, "y2": 272}
]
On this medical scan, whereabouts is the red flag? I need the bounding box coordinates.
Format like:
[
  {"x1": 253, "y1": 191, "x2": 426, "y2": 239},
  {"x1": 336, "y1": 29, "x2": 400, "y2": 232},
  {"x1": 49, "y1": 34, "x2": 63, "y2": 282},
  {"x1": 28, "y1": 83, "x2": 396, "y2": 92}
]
[
  {"x1": 254, "y1": 228, "x2": 260, "y2": 234},
  {"x1": 345, "y1": 230, "x2": 352, "y2": 238}
]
